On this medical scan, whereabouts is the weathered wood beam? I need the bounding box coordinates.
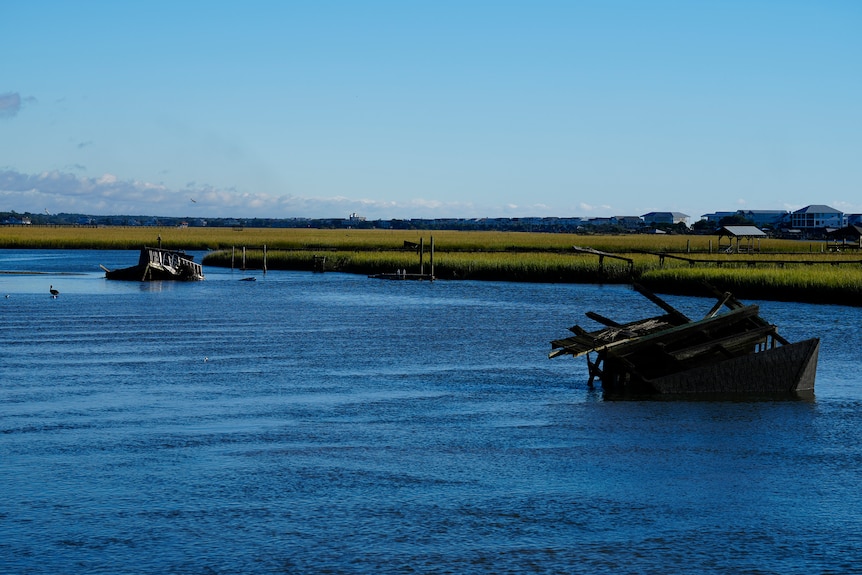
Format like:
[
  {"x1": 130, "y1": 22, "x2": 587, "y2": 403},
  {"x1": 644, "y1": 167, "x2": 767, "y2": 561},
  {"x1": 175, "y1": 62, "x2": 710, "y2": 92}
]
[
  {"x1": 704, "y1": 292, "x2": 733, "y2": 318},
  {"x1": 668, "y1": 325, "x2": 775, "y2": 361},
  {"x1": 633, "y1": 283, "x2": 691, "y2": 323},
  {"x1": 585, "y1": 311, "x2": 622, "y2": 327}
]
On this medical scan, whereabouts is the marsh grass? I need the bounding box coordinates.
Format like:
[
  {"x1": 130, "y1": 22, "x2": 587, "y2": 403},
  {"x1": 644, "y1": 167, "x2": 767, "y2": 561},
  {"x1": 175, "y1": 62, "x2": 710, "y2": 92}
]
[
  {"x1": 0, "y1": 225, "x2": 841, "y2": 253},
  {"x1": 4, "y1": 226, "x2": 861, "y2": 304},
  {"x1": 212, "y1": 250, "x2": 703, "y2": 283},
  {"x1": 641, "y1": 265, "x2": 862, "y2": 306}
]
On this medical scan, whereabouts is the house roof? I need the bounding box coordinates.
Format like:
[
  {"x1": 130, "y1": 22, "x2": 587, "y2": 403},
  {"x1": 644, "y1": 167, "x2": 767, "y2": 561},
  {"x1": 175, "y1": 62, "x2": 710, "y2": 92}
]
[
  {"x1": 827, "y1": 225, "x2": 862, "y2": 239},
  {"x1": 794, "y1": 205, "x2": 841, "y2": 214},
  {"x1": 641, "y1": 212, "x2": 689, "y2": 218},
  {"x1": 718, "y1": 225, "x2": 767, "y2": 238}
]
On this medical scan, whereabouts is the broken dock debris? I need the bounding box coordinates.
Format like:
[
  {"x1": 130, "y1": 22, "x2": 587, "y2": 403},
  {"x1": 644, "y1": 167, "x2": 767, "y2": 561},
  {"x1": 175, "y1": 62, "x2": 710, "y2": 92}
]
[
  {"x1": 550, "y1": 283, "x2": 819, "y2": 397},
  {"x1": 369, "y1": 237, "x2": 436, "y2": 281}
]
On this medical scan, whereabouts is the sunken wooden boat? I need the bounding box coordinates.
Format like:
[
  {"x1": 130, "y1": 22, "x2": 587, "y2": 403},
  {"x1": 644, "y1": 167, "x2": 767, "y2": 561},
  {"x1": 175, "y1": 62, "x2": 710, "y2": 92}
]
[
  {"x1": 102, "y1": 247, "x2": 205, "y2": 281},
  {"x1": 549, "y1": 283, "x2": 819, "y2": 397}
]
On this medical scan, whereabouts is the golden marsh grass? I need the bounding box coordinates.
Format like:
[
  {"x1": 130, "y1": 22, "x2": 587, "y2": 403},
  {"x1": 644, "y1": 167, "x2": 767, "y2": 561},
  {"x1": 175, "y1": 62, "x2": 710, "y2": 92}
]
[{"x1": 3, "y1": 226, "x2": 860, "y2": 304}]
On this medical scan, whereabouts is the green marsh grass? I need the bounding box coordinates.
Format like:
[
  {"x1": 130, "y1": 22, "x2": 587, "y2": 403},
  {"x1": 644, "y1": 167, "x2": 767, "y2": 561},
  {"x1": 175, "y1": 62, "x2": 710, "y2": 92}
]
[
  {"x1": 641, "y1": 265, "x2": 862, "y2": 306},
  {"x1": 4, "y1": 226, "x2": 861, "y2": 304}
]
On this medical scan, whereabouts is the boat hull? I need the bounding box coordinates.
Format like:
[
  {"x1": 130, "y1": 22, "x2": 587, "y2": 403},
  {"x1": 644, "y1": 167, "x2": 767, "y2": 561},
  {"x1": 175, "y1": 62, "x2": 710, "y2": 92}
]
[
  {"x1": 639, "y1": 337, "x2": 820, "y2": 396},
  {"x1": 602, "y1": 338, "x2": 820, "y2": 396},
  {"x1": 549, "y1": 280, "x2": 821, "y2": 398},
  {"x1": 104, "y1": 247, "x2": 204, "y2": 281}
]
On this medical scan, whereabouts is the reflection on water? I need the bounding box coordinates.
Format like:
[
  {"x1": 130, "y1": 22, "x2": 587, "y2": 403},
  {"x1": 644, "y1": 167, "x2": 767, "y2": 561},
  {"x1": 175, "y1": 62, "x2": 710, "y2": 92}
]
[{"x1": 2, "y1": 250, "x2": 862, "y2": 574}]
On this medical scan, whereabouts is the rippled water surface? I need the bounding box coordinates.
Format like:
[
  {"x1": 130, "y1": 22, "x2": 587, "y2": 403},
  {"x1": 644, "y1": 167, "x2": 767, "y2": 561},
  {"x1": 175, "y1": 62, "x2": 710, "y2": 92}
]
[{"x1": 2, "y1": 250, "x2": 862, "y2": 574}]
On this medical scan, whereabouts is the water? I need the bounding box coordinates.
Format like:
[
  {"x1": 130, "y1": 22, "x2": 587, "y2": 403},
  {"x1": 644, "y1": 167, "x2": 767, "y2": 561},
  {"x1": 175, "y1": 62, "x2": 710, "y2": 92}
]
[{"x1": 2, "y1": 250, "x2": 861, "y2": 574}]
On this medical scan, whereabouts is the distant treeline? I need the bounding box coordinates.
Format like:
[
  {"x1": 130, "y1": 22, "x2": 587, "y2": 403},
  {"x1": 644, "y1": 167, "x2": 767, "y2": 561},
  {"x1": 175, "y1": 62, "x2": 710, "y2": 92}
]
[{"x1": 1, "y1": 211, "x2": 691, "y2": 234}]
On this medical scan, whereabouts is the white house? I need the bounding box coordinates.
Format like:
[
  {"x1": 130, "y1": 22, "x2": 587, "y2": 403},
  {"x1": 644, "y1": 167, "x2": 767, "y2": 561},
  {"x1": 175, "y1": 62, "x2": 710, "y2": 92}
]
[{"x1": 789, "y1": 205, "x2": 844, "y2": 229}]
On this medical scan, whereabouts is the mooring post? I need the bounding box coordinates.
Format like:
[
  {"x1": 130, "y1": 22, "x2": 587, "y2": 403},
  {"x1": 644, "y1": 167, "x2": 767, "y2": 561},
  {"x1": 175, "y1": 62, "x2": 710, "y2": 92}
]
[
  {"x1": 430, "y1": 236, "x2": 434, "y2": 279},
  {"x1": 263, "y1": 244, "x2": 267, "y2": 274},
  {"x1": 242, "y1": 246, "x2": 246, "y2": 270},
  {"x1": 231, "y1": 246, "x2": 235, "y2": 270},
  {"x1": 420, "y1": 237, "x2": 425, "y2": 276}
]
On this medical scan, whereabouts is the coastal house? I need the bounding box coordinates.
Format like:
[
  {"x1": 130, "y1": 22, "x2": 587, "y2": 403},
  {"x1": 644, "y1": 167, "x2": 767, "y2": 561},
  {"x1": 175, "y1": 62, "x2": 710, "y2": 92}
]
[
  {"x1": 737, "y1": 210, "x2": 788, "y2": 228},
  {"x1": 789, "y1": 205, "x2": 844, "y2": 230},
  {"x1": 641, "y1": 211, "x2": 689, "y2": 226},
  {"x1": 701, "y1": 212, "x2": 738, "y2": 225},
  {"x1": 616, "y1": 216, "x2": 644, "y2": 229}
]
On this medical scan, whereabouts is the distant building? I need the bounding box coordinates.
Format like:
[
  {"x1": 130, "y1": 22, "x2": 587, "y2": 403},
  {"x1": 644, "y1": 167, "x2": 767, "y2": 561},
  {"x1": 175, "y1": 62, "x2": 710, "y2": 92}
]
[
  {"x1": 736, "y1": 210, "x2": 788, "y2": 228},
  {"x1": 641, "y1": 211, "x2": 689, "y2": 226},
  {"x1": 701, "y1": 212, "x2": 737, "y2": 224},
  {"x1": 615, "y1": 216, "x2": 644, "y2": 229},
  {"x1": 2, "y1": 216, "x2": 31, "y2": 225},
  {"x1": 789, "y1": 205, "x2": 844, "y2": 230},
  {"x1": 586, "y1": 217, "x2": 616, "y2": 227}
]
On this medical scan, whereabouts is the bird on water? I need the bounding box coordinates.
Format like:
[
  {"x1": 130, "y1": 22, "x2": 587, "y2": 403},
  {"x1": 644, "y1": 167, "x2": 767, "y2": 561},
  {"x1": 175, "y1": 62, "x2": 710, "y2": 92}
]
[{"x1": 49, "y1": 285, "x2": 59, "y2": 298}]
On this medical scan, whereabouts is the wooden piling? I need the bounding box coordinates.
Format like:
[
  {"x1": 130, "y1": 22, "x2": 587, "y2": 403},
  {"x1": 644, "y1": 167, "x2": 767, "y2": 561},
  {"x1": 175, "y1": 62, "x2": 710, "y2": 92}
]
[{"x1": 430, "y1": 236, "x2": 434, "y2": 279}]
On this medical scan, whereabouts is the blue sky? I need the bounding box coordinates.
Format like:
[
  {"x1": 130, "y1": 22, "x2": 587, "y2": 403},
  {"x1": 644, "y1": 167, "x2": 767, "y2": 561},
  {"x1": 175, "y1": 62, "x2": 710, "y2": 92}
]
[{"x1": 2, "y1": 0, "x2": 860, "y2": 221}]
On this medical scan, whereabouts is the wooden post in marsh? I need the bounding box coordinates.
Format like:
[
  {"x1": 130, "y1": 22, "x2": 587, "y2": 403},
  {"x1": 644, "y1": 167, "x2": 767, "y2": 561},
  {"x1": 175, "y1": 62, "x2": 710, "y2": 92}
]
[
  {"x1": 263, "y1": 245, "x2": 267, "y2": 275},
  {"x1": 313, "y1": 255, "x2": 326, "y2": 272},
  {"x1": 420, "y1": 237, "x2": 425, "y2": 276},
  {"x1": 242, "y1": 246, "x2": 246, "y2": 270},
  {"x1": 231, "y1": 246, "x2": 235, "y2": 269},
  {"x1": 430, "y1": 236, "x2": 434, "y2": 279}
]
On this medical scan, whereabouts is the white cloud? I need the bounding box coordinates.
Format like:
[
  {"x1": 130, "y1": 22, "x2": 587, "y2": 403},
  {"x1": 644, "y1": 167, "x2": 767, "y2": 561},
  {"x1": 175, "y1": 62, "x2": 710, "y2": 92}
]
[
  {"x1": 579, "y1": 202, "x2": 613, "y2": 213},
  {"x1": 0, "y1": 169, "x2": 514, "y2": 218},
  {"x1": 5, "y1": 168, "x2": 855, "y2": 221}
]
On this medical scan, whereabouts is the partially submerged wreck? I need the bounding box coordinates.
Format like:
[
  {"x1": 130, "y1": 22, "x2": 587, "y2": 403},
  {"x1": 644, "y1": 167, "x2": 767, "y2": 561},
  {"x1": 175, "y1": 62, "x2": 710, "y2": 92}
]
[
  {"x1": 102, "y1": 247, "x2": 204, "y2": 281},
  {"x1": 549, "y1": 284, "x2": 819, "y2": 397}
]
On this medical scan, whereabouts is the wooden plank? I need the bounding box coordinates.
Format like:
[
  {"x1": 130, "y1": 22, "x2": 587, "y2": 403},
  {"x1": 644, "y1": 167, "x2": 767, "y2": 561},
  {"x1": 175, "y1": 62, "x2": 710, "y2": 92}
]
[
  {"x1": 701, "y1": 282, "x2": 790, "y2": 345},
  {"x1": 667, "y1": 324, "x2": 775, "y2": 361},
  {"x1": 585, "y1": 311, "x2": 622, "y2": 327},
  {"x1": 605, "y1": 304, "x2": 761, "y2": 357},
  {"x1": 704, "y1": 292, "x2": 732, "y2": 318},
  {"x1": 633, "y1": 283, "x2": 691, "y2": 323}
]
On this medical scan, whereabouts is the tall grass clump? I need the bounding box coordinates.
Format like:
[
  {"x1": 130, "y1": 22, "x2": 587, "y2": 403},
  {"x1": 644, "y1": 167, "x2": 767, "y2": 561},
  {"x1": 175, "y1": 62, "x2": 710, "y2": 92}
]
[
  {"x1": 204, "y1": 249, "x2": 648, "y2": 283},
  {"x1": 641, "y1": 265, "x2": 862, "y2": 306}
]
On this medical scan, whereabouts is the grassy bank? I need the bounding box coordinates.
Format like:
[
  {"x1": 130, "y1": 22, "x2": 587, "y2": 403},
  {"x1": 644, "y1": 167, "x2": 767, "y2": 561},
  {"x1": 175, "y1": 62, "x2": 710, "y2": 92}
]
[
  {"x1": 3, "y1": 226, "x2": 861, "y2": 305},
  {"x1": 641, "y1": 265, "x2": 862, "y2": 307},
  {"x1": 0, "y1": 225, "x2": 839, "y2": 253},
  {"x1": 203, "y1": 241, "x2": 862, "y2": 306}
]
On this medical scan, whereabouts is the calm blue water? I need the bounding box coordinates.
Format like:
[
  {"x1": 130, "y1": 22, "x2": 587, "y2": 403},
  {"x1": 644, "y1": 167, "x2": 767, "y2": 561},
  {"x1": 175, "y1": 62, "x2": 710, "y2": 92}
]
[{"x1": 2, "y1": 250, "x2": 861, "y2": 574}]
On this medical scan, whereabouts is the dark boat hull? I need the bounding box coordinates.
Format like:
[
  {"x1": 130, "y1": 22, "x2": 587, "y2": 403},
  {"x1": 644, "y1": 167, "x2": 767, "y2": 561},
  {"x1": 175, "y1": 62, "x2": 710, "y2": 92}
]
[
  {"x1": 549, "y1": 279, "x2": 820, "y2": 398},
  {"x1": 104, "y1": 247, "x2": 204, "y2": 281},
  {"x1": 607, "y1": 337, "x2": 820, "y2": 396}
]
